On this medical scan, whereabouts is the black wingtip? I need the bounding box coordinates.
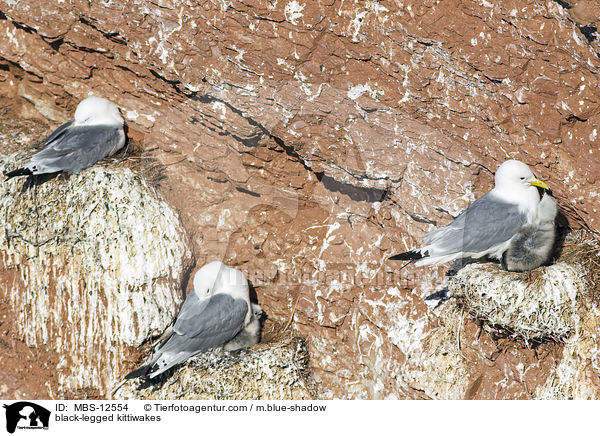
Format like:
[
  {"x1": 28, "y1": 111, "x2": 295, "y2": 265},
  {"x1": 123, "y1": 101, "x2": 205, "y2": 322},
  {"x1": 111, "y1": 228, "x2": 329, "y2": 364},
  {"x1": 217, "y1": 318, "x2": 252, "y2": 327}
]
[
  {"x1": 4, "y1": 167, "x2": 33, "y2": 179},
  {"x1": 389, "y1": 250, "x2": 423, "y2": 261},
  {"x1": 124, "y1": 365, "x2": 150, "y2": 380}
]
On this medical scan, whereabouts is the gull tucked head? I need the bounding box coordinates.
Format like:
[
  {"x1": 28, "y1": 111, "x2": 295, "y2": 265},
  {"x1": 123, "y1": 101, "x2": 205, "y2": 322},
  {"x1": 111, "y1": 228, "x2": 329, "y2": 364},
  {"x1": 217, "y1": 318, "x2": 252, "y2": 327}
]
[
  {"x1": 494, "y1": 159, "x2": 548, "y2": 193},
  {"x1": 74, "y1": 96, "x2": 124, "y2": 127},
  {"x1": 192, "y1": 260, "x2": 223, "y2": 298},
  {"x1": 192, "y1": 260, "x2": 248, "y2": 300}
]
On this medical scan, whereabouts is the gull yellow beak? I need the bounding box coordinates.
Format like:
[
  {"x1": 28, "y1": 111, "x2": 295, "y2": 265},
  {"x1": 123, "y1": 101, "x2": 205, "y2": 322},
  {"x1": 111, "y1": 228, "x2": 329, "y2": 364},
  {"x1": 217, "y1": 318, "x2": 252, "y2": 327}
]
[{"x1": 529, "y1": 179, "x2": 549, "y2": 190}]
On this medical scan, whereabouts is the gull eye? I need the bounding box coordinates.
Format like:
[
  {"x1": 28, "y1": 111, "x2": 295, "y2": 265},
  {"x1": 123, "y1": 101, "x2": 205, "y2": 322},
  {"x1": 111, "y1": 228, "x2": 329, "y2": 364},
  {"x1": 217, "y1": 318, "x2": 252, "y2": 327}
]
[{"x1": 520, "y1": 177, "x2": 525, "y2": 180}]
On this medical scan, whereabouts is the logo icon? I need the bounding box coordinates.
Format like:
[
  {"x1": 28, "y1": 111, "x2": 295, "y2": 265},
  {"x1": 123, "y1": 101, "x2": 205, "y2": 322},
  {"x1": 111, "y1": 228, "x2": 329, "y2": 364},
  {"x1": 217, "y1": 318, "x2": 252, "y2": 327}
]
[{"x1": 2, "y1": 402, "x2": 50, "y2": 433}]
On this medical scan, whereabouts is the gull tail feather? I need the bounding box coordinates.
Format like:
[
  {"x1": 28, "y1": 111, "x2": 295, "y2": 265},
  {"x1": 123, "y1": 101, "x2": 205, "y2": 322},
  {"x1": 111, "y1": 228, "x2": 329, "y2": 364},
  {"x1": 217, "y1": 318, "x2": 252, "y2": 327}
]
[
  {"x1": 389, "y1": 250, "x2": 424, "y2": 261},
  {"x1": 4, "y1": 167, "x2": 33, "y2": 179},
  {"x1": 124, "y1": 364, "x2": 152, "y2": 380}
]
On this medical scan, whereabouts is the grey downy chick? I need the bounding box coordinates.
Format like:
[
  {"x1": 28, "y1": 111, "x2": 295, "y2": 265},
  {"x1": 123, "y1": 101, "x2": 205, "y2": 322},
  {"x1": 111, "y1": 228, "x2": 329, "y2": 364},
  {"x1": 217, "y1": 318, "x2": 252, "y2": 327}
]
[
  {"x1": 223, "y1": 303, "x2": 264, "y2": 351},
  {"x1": 503, "y1": 192, "x2": 557, "y2": 272}
]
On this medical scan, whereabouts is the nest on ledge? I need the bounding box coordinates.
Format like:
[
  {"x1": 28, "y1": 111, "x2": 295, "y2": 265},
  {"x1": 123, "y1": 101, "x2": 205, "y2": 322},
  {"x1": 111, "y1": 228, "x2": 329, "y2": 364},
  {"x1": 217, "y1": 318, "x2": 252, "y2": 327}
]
[{"x1": 448, "y1": 239, "x2": 600, "y2": 343}]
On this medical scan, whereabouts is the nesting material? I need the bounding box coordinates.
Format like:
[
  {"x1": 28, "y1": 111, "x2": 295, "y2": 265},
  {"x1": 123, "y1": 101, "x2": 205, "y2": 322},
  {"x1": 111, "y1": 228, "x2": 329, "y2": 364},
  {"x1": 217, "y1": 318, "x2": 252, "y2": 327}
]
[
  {"x1": 448, "y1": 242, "x2": 599, "y2": 342},
  {"x1": 0, "y1": 156, "x2": 192, "y2": 396},
  {"x1": 114, "y1": 337, "x2": 316, "y2": 400}
]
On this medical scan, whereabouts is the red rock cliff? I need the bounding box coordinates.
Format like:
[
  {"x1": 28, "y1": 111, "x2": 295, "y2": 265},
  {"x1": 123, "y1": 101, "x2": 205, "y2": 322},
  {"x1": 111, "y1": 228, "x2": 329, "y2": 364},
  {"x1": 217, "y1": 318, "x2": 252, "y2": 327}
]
[{"x1": 0, "y1": 0, "x2": 599, "y2": 399}]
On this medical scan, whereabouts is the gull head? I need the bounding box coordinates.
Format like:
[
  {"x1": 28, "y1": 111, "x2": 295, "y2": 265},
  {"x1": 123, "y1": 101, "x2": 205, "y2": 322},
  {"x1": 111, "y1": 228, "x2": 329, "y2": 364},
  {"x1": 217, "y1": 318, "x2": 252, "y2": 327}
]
[
  {"x1": 192, "y1": 260, "x2": 248, "y2": 298},
  {"x1": 494, "y1": 160, "x2": 549, "y2": 193},
  {"x1": 251, "y1": 303, "x2": 263, "y2": 318},
  {"x1": 74, "y1": 96, "x2": 124, "y2": 126}
]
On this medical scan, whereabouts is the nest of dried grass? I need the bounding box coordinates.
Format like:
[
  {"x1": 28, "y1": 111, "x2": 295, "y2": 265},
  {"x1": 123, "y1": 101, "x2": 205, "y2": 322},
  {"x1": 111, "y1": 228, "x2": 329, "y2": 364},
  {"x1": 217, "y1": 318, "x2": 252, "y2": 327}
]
[
  {"x1": 448, "y1": 239, "x2": 600, "y2": 343},
  {"x1": 114, "y1": 335, "x2": 316, "y2": 400}
]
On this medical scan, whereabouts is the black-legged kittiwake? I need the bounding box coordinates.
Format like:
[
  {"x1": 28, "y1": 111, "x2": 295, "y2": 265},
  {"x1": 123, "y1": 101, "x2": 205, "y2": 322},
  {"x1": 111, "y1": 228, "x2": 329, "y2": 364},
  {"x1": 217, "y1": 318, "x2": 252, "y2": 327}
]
[
  {"x1": 5, "y1": 96, "x2": 125, "y2": 180},
  {"x1": 125, "y1": 260, "x2": 263, "y2": 379},
  {"x1": 390, "y1": 160, "x2": 553, "y2": 270},
  {"x1": 503, "y1": 192, "x2": 557, "y2": 272}
]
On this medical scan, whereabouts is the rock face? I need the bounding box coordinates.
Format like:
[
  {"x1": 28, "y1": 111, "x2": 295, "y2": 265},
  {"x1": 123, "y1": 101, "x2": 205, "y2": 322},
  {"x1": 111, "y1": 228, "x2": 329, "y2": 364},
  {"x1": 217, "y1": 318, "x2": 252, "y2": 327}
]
[
  {"x1": 0, "y1": 0, "x2": 599, "y2": 399},
  {"x1": 0, "y1": 148, "x2": 191, "y2": 397}
]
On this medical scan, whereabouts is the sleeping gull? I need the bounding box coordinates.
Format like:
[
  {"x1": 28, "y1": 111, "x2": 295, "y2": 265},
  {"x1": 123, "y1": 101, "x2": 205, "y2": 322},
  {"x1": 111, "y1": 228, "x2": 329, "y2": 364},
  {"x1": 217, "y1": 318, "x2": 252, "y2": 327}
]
[
  {"x1": 125, "y1": 260, "x2": 263, "y2": 379},
  {"x1": 503, "y1": 192, "x2": 557, "y2": 272},
  {"x1": 390, "y1": 160, "x2": 552, "y2": 269},
  {"x1": 5, "y1": 96, "x2": 125, "y2": 181}
]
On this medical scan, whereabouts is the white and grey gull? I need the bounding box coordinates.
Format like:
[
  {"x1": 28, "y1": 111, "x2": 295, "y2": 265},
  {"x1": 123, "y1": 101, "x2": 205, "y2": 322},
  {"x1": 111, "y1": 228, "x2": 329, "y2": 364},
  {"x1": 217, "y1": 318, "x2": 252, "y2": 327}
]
[
  {"x1": 5, "y1": 96, "x2": 125, "y2": 181},
  {"x1": 126, "y1": 260, "x2": 263, "y2": 379},
  {"x1": 390, "y1": 160, "x2": 556, "y2": 271}
]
